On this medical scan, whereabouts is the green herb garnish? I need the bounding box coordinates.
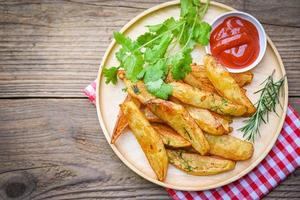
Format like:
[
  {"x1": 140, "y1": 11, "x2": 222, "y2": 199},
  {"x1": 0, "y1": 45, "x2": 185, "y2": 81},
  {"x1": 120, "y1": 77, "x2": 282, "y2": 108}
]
[
  {"x1": 104, "y1": 0, "x2": 211, "y2": 100},
  {"x1": 103, "y1": 66, "x2": 119, "y2": 84},
  {"x1": 239, "y1": 71, "x2": 286, "y2": 142}
]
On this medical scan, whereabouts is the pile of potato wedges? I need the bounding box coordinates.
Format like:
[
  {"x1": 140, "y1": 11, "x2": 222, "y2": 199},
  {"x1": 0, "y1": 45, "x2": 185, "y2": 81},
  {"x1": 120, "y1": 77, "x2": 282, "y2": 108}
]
[{"x1": 110, "y1": 55, "x2": 255, "y2": 181}]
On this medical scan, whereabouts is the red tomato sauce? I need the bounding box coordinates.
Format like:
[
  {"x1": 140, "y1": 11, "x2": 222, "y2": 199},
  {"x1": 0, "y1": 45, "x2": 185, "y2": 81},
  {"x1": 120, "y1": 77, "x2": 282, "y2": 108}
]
[{"x1": 210, "y1": 16, "x2": 260, "y2": 69}]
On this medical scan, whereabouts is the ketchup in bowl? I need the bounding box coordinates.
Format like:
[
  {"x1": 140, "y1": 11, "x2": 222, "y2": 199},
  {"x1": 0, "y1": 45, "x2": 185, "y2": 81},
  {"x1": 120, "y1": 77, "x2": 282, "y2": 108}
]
[{"x1": 210, "y1": 16, "x2": 260, "y2": 69}]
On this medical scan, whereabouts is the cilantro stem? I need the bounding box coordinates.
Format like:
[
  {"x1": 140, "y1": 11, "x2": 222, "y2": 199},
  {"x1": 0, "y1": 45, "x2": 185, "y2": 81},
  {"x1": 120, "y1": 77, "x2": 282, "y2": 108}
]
[
  {"x1": 198, "y1": 0, "x2": 210, "y2": 20},
  {"x1": 137, "y1": 21, "x2": 184, "y2": 51},
  {"x1": 165, "y1": 22, "x2": 186, "y2": 58},
  {"x1": 178, "y1": 22, "x2": 186, "y2": 42},
  {"x1": 118, "y1": 21, "x2": 184, "y2": 70},
  {"x1": 181, "y1": 10, "x2": 198, "y2": 50}
]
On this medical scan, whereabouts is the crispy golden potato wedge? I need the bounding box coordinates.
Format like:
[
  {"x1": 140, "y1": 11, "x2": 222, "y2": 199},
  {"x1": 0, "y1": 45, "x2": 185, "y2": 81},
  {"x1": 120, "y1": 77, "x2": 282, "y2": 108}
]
[
  {"x1": 205, "y1": 134, "x2": 254, "y2": 161},
  {"x1": 170, "y1": 97, "x2": 226, "y2": 134},
  {"x1": 152, "y1": 123, "x2": 191, "y2": 148},
  {"x1": 118, "y1": 70, "x2": 155, "y2": 104},
  {"x1": 152, "y1": 127, "x2": 252, "y2": 160},
  {"x1": 111, "y1": 95, "x2": 142, "y2": 144},
  {"x1": 143, "y1": 107, "x2": 164, "y2": 123},
  {"x1": 185, "y1": 106, "x2": 226, "y2": 135},
  {"x1": 231, "y1": 72, "x2": 254, "y2": 87},
  {"x1": 124, "y1": 79, "x2": 156, "y2": 104},
  {"x1": 210, "y1": 112, "x2": 233, "y2": 133},
  {"x1": 187, "y1": 64, "x2": 253, "y2": 90},
  {"x1": 121, "y1": 101, "x2": 168, "y2": 181},
  {"x1": 204, "y1": 55, "x2": 256, "y2": 115},
  {"x1": 111, "y1": 95, "x2": 130, "y2": 144},
  {"x1": 216, "y1": 117, "x2": 232, "y2": 133},
  {"x1": 146, "y1": 99, "x2": 210, "y2": 155},
  {"x1": 170, "y1": 82, "x2": 246, "y2": 116},
  {"x1": 167, "y1": 149, "x2": 236, "y2": 175},
  {"x1": 170, "y1": 97, "x2": 231, "y2": 135},
  {"x1": 211, "y1": 112, "x2": 233, "y2": 123},
  {"x1": 184, "y1": 70, "x2": 216, "y2": 92}
]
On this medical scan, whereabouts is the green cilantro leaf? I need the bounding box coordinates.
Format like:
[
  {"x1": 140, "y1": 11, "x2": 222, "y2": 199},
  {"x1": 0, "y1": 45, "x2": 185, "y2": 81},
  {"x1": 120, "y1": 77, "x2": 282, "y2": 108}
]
[
  {"x1": 114, "y1": 32, "x2": 139, "y2": 52},
  {"x1": 143, "y1": 59, "x2": 168, "y2": 83},
  {"x1": 103, "y1": 67, "x2": 119, "y2": 85},
  {"x1": 169, "y1": 48, "x2": 192, "y2": 80},
  {"x1": 178, "y1": 0, "x2": 211, "y2": 48},
  {"x1": 147, "y1": 17, "x2": 179, "y2": 35},
  {"x1": 136, "y1": 32, "x2": 156, "y2": 48},
  {"x1": 155, "y1": 83, "x2": 173, "y2": 100},
  {"x1": 136, "y1": 68, "x2": 146, "y2": 80},
  {"x1": 144, "y1": 33, "x2": 173, "y2": 63},
  {"x1": 178, "y1": 26, "x2": 197, "y2": 48},
  {"x1": 115, "y1": 47, "x2": 127, "y2": 63},
  {"x1": 193, "y1": 21, "x2": 211, "y2": 45},
  {"x1": 180, "y1": 0, "x2": 197, "y2": 23},
  {"x1": 113, "y1": 32, "x2": 144, "y2": 82},
  {"x1": 123, "y1": 52, "x2": 144, "y2": 82},
  {"x1": 146, "y1": 79, "x2": 173, "y2": 100}
]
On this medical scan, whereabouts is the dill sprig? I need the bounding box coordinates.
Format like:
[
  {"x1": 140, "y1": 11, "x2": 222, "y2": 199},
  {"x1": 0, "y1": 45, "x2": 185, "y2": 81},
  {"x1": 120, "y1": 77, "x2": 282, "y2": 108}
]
[{"x1": 239, "y1": 71, "x2": 286, "y2": 142}]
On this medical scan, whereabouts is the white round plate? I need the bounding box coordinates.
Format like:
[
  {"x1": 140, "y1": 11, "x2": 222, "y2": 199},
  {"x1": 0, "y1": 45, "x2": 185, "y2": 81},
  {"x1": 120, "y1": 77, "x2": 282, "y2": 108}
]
[{"x1": 96, "y1": 1, "x2": 288, "y2": 191}]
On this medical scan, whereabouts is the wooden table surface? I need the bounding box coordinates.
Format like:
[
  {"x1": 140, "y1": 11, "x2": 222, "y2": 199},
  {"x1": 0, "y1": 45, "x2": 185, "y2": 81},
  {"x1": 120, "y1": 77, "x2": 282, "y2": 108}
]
[{"x1": 0, "y1": 0, "x2": 299, "y2": 199}]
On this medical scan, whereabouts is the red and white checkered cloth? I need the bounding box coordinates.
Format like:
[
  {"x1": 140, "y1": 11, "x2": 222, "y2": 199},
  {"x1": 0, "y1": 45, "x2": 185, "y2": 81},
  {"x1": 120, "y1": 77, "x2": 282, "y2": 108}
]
[{"x1": 84, "y1": 80, "x2": 300, "y2": 200}]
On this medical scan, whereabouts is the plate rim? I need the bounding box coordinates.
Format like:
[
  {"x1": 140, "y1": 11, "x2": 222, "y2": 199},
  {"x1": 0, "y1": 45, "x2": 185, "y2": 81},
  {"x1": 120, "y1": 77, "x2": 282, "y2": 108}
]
[{"x1": 95, "y1": 0, "x2": 289, "y2": 191}]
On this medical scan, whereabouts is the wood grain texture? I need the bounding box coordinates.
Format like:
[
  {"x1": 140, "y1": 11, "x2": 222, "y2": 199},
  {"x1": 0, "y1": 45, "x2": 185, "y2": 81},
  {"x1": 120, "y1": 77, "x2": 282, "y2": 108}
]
[
  {"x1": 0, "y1": 99, "x2": 170, "y2": 200},
  {"x1": 0, "y1": 0, "x2": 299, "y2": 97},
  {"x1": 0, "y1": 0, "x2": 299, "y2": 199}
]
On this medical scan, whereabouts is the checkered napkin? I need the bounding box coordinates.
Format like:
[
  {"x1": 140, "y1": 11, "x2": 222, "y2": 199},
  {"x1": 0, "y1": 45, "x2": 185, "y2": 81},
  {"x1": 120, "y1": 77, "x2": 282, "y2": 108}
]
[{"x1": 84, "y1": 80, "x2": 300, "y2": 200}]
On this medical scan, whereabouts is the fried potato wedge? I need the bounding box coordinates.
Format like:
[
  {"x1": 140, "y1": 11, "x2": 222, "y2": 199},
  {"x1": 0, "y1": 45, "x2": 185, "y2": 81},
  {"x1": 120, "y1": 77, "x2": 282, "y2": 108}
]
[
  {"x1": 185, "y1": 106, "x2": 226, "y2": 135},
  {"x1": 118, "y1": 70, "x2": 155, "y2": 104},
  {"x1": 167, "y1": 149, "x2": 236, "y2": 175},
  {"x1": 187, "y1": 64, "x2": 253, "y2": 90},
  {"x1": 151, "y1": 127, "x2": 253, "y2": 160},
  {"x1": 210, "y1": 112, "x2": 233, "y2": 133},
  {"x1": 125, "y1": 79, "x2": 156, "y2": 104},
  {"x1": 204, "y1": 55, "x2": 256, "y2": 115},
  {"x1": 143, "y1": 107, "x2": 164, "y2": 123},
  {"x1": 216, "y1": 117, "x2": 232, "y2": 133},
  {"x1": 121, "y1": 101, "x2": 168, "y2": 181},
  {"x1": 170, "y1": 82, "x2": 246, "y2": 116},
  {"x1": 111, "y1": 95, "x2": 130, "y2": 144},
  {"x1": 231, "y1": 71, "x2": 254, "y2": 87},
  {"x1": 111, "y1": 95, "x2": 142, "y2": 144},
  {"x1": 205, "y1": 134, "x2": 254, "y2": 161},
  {"x1": 152, "y1": 123, "x2": 191, "y2": 148},
  {"x1": 184, "y1": 71, "x2": 216, "y2": 92},
  {"x1": 170, "y1": 97, "x2": 231, "y2": 135},
  {"x1": 146, "y1": 99, "x2": 210, "y2": 155}
]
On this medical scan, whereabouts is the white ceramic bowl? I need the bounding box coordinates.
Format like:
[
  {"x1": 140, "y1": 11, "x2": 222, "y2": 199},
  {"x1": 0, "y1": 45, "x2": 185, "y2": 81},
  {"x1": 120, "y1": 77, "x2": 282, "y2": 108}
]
[{"x1": 205, "y1": 11, "x2": 267, "y2": 73}]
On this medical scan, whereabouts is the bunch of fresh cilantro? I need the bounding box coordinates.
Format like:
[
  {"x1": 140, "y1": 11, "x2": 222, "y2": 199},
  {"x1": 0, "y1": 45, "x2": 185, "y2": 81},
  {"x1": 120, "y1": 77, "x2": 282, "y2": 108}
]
[{"x1": 104, "y1": 0, "x2": 211, "y2": 100}]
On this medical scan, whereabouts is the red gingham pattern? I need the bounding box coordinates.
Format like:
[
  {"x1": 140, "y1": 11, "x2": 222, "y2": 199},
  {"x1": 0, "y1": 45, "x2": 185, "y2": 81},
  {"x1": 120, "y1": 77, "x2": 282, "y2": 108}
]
[{"x1": 84, "y1": 80, "x2": 300, "y2": 200}]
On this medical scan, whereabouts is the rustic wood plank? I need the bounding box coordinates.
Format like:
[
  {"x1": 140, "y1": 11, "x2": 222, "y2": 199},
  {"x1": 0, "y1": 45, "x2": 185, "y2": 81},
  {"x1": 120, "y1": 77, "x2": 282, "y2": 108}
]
[
  {"x1": 0, "y1": 99, "x2": 171, "y2": 200},
  {"x1": 245, "y1": 0, "x2": 300, "y2": 27},
  {"x1": 2, "y1": 0, "x2": 300, "y2": 97},
  {"x1": 0, "y1": 98, "x2": 299, "y2": 199}
]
